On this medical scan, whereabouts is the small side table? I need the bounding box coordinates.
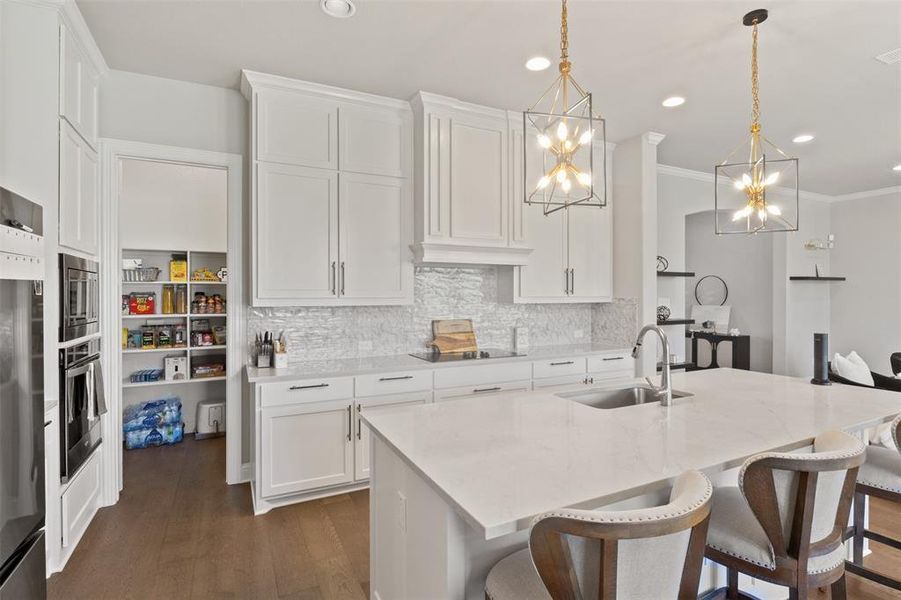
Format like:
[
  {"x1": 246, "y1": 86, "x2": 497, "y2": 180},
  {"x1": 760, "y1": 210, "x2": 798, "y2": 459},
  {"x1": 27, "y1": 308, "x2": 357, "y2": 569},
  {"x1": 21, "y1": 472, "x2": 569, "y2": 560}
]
[{"x1": 690, "y1": 331, "x2": 750, "y2": 370}]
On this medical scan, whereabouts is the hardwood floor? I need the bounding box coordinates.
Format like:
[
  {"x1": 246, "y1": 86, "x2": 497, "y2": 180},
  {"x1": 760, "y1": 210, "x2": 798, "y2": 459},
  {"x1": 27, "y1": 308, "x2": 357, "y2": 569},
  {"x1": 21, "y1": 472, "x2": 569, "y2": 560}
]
[
  {"x1": 49, "y1": 436, "x2": 901, "y2": 599},
  {"x1": 48, "y1": 437, "x2": 369, "y2": 599}
]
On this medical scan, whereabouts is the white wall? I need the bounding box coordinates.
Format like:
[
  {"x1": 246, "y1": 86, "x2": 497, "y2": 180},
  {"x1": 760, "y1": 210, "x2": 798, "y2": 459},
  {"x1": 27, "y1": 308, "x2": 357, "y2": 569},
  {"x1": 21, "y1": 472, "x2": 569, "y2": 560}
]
[
  {"x1": 772, "y1": 197, "x2": 832, "y2": 377},
  {"x1": 657, "y1": 171, "x2": 711, "y2": 362},
  {"x1": 100, "y1": 69, "x2": 246, "y2": 155},
  {"x1": 686, "y1": 211, "x2": 773, "y2": 372},
  {"x1": 830, "y1": 191, "x2": 901, "y2": 373},
  {"x1": 119, "y1": 158, "x2": 227, "y2": 252}
]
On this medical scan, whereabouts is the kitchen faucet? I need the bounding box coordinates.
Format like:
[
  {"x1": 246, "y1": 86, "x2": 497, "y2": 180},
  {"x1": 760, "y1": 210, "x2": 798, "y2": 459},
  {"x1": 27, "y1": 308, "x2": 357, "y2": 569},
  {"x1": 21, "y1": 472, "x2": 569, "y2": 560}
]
[{"x1": 632, "y1": 324, "x2": 673, "y2": 407}]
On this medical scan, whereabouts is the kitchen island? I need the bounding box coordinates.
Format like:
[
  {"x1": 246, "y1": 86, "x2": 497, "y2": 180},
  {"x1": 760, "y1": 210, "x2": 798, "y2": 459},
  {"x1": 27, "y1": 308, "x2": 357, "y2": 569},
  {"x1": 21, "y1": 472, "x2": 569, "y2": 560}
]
[{"x1": 363, "y1": 368, "x2": 901, "y2": 599}]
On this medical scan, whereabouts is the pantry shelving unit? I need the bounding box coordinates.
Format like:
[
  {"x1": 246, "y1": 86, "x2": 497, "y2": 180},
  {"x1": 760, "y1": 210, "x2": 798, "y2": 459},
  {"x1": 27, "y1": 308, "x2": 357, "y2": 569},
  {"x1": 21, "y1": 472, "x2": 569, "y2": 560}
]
[{"x1": 119, "y1": 248, "x2": 230, "y2": 433}]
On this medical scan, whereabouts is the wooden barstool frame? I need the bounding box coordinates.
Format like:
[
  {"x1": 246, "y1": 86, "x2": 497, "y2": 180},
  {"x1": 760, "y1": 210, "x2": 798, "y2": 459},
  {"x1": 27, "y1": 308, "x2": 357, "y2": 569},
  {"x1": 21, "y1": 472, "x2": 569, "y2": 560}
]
[
  {"x1": 845, "y1": 417, "x2": 901, "y2": 591},
  {"x1": 527, "y1": 489, "x2": 712, "y2": 600},
  {"x1": 705, "y1": 447, "x2": 864, "y2": 600}
]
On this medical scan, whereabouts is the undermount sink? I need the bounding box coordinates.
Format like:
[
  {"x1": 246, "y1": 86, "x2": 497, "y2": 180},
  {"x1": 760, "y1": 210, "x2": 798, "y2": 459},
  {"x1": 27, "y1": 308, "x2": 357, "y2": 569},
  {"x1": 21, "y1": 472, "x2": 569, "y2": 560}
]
[{"x1": 556, "y1": 385, "x2": 693, "y2": 410}]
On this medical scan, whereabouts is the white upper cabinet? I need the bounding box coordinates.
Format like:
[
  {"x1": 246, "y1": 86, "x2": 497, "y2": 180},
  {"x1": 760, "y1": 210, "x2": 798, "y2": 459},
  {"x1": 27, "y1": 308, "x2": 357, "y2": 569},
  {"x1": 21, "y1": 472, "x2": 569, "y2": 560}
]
[
  {"x1": 410, "y1": 92, "x2": 532, "y2": 266},
  {"x1": 59, "y1": 23, "x2": 99, "y2": 150},
  {"x1": 256, "y1": 88, "x2": 337, "y2": 169},
  {"x1": 255, "y1": 163, "x2": 338, "y2": 301},
  {"x1": 59, "y1": 121, "x2": 99, "y2": 256},
  {"x1": 339, "y1": 172, "x2": 412, "y2": 302},
  {"x1": 243, "y1": 71, "x2": 414, "y2": 307},
  {"x1": 339, "y1": 105, "x2": 410, "y2": 178}
]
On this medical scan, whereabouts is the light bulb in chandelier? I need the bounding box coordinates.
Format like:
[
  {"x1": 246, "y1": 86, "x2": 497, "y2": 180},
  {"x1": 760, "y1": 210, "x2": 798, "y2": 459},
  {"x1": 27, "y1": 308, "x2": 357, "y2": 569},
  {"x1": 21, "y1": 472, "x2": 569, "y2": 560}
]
[{"x1": 556, "y1": 121, "x2": 568, "y2": 141}]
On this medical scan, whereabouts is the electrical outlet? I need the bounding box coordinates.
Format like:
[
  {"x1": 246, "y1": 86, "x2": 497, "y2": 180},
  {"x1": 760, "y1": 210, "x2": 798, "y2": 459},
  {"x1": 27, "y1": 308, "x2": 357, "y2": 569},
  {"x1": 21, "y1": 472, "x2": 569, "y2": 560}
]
[
  {"x1": 208, "y1": 405, "x2": 223, "y2": 426},
  {"x1": 358, "y1": 340, "x2": 373, "y2": 353},
  {"x1": 574, "y1": 329, "x2": 584, "y2": 340},
  {"x1": 396, "y1": 491, "x2": 407, "y2": 533}
]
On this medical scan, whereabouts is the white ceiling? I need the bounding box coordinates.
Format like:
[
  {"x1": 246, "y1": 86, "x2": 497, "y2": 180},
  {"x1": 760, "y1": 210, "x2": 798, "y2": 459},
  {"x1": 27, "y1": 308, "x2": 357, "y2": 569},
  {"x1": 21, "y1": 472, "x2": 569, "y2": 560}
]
[{"x1": 77, "y1": 0, "x2": 901, "y2": 195}]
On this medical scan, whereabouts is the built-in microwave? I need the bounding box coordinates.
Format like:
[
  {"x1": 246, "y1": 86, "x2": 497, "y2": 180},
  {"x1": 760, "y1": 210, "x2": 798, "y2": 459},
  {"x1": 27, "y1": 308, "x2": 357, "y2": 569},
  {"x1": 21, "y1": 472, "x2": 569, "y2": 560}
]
[{"x1": 59, "y1": 253, "x2": 99, "y2": 342}]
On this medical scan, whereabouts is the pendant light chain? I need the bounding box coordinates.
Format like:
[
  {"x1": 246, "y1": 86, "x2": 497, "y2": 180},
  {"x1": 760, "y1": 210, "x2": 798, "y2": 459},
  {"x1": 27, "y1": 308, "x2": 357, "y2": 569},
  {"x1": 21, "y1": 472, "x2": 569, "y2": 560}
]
[
  {"x1": 559, "y1": 0, "x2": 571, "y2": 74},
  {"x1": 750, "y1": 20, "x2": 760, "y2": 133}
]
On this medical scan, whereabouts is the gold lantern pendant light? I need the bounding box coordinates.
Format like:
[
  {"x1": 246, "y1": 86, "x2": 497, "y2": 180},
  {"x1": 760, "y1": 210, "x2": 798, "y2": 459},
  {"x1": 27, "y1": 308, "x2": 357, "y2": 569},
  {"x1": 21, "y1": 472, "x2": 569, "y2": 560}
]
[
  {"x1": 523, "y1": 0, "x2": 606, "y2": 215},
  {"x1": 715, "y1": 9, "x2": 799, "y2": 234}
]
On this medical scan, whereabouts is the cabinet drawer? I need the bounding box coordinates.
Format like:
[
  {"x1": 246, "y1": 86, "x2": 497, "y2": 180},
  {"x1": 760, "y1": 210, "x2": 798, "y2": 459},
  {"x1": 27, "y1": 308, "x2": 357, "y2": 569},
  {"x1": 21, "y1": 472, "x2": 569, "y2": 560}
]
[
  {"x1": 355, "y1": 370, "x2": 432, "y2": 397},
  {"x1": 532, "y1": 357, "x2": 587, "y2": 379},
  {"x1": 435, "y1": 379, "x2": 531, "y2": 401},
  {"x1": 587, "y1": 352, "x2": 634, "y2": 374},
  {"x1": 260, "y1": 377, "x2": 354, "y2": 407},
  {"x1": 434, "y1": 362, "x2": 531, "y2": 389},
  {"x1": 532, "y1": 374, "x2": 587, "y2": 389},
  {"x1": 61, "y1": 447, "x2": 101, "y2": 548}
]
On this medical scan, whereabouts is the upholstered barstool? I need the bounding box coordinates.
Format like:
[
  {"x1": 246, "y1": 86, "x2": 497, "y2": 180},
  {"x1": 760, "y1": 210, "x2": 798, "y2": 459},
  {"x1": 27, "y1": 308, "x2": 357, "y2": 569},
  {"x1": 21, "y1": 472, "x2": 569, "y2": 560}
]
[
  {"x1": 484, "y1": 470, "x2": 712, "y2": 600},
  {"x1": 846, "y1": 414, "x2": 901, "y2": 591},
  {"x1": 704, "y1": 430, "x2": 865, "y2": 600}
]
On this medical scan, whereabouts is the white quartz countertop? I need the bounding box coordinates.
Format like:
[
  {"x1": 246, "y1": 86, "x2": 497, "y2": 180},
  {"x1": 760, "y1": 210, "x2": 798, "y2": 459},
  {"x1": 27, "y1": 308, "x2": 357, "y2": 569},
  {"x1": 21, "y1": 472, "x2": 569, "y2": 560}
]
[
  {"x1": 363, "y1": 368, "x2": 901, "y2": 539},
  {"x1": 245, "y1": 342, "x2": 630, "y2": 383}
]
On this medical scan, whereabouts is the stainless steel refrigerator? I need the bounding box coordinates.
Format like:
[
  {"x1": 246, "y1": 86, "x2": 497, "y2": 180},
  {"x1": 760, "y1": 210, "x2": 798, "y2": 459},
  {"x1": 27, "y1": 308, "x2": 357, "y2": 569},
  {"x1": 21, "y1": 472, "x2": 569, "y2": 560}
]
[{"x1": 0, "y1": 271, "x2": 46, "y2": 598}]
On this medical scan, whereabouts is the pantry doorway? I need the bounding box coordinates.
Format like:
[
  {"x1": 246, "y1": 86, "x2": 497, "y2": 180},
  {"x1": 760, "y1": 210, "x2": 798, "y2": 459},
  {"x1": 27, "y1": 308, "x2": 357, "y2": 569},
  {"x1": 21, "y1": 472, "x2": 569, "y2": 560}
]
[{"x1": 99, "y1": 140, "x2": 244, "y2": 508}]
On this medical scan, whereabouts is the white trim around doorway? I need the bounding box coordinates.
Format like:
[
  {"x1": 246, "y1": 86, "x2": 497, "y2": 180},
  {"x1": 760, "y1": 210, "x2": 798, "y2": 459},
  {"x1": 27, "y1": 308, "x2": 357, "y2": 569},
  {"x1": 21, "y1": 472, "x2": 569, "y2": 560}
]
[{"x1": 99, "y1": 139, "x2": 245, "y2": 508}]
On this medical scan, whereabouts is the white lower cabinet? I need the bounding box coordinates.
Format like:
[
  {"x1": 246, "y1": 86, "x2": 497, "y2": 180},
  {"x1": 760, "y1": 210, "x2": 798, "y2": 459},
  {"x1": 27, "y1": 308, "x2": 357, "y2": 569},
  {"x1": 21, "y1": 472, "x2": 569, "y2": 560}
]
[
  {"x1": 250, "y1": 350, "x2": 632, "y2": 513},
  {"x1": 60, "y1": 446, "x2": 101, "y2": 550},
  {"x1": 260, "y1": 398, "x2": 354, "y2": 497},
  {"x1": 355, "y1": 391, "x2": 431, "y2": 481}
]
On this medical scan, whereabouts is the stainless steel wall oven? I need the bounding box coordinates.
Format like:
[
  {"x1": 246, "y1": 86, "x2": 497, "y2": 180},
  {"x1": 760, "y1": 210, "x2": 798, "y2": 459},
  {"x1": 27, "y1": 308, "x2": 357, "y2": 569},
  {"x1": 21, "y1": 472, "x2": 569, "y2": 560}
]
[{"x1": 59, "y1": 338, "x2": 105, "y2": 482}]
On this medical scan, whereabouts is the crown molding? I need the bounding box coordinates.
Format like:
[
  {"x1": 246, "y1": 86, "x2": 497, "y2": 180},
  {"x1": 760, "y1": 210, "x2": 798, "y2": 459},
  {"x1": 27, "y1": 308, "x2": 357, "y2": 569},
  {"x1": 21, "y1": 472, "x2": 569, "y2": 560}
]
[
  {"x1": 59, "y1": 0, "x2": 109, "y2": 76},
  {"x1": 241, "y1": 70, "x2": 411, "y2": 111},
  {"x1": 645, "y1": 132, "x2": 666, "y2": 146},
  {"x1": 831, "y1": 185, "x2": 901, "y2": 203}
]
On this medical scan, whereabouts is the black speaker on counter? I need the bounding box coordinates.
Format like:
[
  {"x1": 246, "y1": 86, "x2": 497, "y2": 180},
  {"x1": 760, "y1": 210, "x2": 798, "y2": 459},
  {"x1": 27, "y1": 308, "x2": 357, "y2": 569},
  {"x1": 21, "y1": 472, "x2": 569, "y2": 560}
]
[{"x1": 811, "y1": 332, "x2": 831, "y2": 386}]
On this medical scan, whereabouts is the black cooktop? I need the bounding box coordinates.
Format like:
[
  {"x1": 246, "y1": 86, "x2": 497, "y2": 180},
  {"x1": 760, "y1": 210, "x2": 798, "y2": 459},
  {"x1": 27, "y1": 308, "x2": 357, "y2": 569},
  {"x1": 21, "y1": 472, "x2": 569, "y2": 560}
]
[{"x1": 408, "y1": 348, "x2": 524, "y2": 363}]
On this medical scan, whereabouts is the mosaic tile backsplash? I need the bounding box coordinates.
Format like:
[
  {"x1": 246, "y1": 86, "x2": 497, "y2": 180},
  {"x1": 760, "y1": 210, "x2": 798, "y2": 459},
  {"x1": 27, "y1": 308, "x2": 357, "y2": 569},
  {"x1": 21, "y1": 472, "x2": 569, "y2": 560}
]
[{"x1": 248, "y1": 266, "x2": 638, "y2": 362}]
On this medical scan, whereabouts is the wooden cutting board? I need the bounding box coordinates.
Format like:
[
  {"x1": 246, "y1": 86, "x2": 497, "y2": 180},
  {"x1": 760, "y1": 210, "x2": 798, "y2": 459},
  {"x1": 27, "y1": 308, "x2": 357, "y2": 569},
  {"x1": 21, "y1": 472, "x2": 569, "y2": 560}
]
[{"x1": 430, "y1": 319, "x2": 478, "y2": 354}]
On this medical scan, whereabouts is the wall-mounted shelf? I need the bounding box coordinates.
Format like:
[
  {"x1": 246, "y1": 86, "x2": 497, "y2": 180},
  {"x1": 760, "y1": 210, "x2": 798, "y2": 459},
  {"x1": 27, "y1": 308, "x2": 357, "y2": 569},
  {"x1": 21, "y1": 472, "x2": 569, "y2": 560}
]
[
  {"x1": 658, "y1": 318, "x2": 695, "y2": 326},
  {"x1": 789, "y1": 276, "x2": 846, "y2": 282},
  {"x1": 657, "y1": 271, "x2": 696, "y2": 278}
]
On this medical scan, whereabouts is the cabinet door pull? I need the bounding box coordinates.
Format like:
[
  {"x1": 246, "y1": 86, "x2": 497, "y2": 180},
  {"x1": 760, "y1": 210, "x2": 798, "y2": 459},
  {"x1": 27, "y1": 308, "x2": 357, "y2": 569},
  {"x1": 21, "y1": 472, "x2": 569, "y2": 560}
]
[
  {"x1": 473, "y1": 386, "x2": 502, "y2": 393},
  {"x1": 570, "y1": 268, "x2": 575, "y2": 295},
  {"x1": 356, "y1": 404, "x2": 362, "y2": 440},
  {"x1": 289, "y1": 383, "x2": 329, "y2": 391},
  {"x1": 331, "y1": 261, "x2": 336, "y2": 295},
  {"x1": 379, "y1": 375, "x2": 414, "y2": 382},
  {"x1": 602, "y1": 356, "x2": 625, "y2": 361},
  {"x1": 550, "y1": 361, "x2": 575, "y2": 366},
  {"x1": 564, "y1": 268, "x2": 570, "y2": 295},
  {"x1": 340, "y1": 262, "x2": 346, "y2": 296},
  {"x1": 347, "y1": 404, "x2": 353, "y2": 442}
]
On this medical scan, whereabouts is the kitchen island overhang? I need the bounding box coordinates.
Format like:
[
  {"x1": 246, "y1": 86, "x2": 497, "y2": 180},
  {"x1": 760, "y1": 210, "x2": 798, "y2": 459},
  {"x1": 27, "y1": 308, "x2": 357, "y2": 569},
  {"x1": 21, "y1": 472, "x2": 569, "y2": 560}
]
[{"x1": 363, "y1": 368, "x2": 901, "y2": 600}]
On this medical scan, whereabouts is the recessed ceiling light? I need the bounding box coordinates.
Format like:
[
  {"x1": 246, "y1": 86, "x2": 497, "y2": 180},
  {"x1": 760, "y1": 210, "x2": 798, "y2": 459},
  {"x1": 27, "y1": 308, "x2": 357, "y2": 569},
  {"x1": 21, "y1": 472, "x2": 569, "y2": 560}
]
[
  {"x1": 321, "y1": 0, "x2": 355, "y2": 18},
  {"x1": 893, "y1": 164, "x2": 901, "y2": 172},
  {"x1": 662, "y1": 96, "x2": 685, "y2": 108},
  {"x1": 525, "y1": 56, "x2": 551, "y2": 71},
  {"x1": 792, "y1": 134, "x2": 815, "y2": 144}
]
